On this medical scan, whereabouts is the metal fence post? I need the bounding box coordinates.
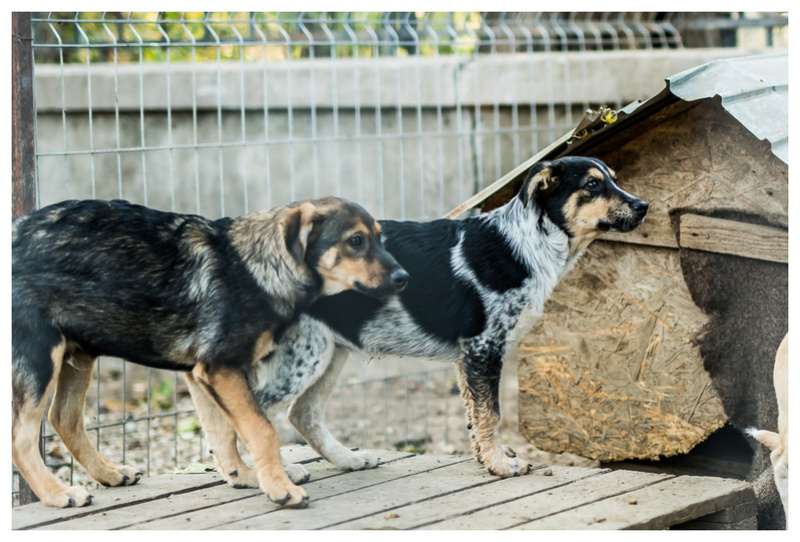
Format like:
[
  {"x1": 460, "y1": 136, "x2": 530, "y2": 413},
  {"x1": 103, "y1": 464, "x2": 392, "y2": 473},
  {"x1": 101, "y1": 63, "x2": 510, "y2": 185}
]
[{"x1": 12, "y1": 11, "x2": 40, "y2": 505}]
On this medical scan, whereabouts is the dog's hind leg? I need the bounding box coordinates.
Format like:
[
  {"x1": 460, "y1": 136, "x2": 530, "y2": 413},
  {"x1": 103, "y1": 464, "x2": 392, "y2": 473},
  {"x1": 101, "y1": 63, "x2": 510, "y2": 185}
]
[
  {"x1": 289, "y1": 348, "x2": 379, "y2": 471},
  {"x1": 191, "y1": 363, "x2": 308, "y2": 508},
  {"x1": 48, "y1": 354, "x2": 142, "y2": 489},
  {"x1": 12, "y1": 336, "x2": 93, "y2": 507},
  {"x1": 456, "y1": 345, "x2": 532, "y2": 478},
  {"x1": 185, "y1": 372, "x2": 260, "y2": 489}
]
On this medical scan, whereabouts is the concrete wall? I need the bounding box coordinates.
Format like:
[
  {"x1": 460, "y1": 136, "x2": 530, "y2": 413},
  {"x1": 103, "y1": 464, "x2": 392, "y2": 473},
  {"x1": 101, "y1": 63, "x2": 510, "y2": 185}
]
[{"x1": 34, "y1": 48, "x2": 766, "y2": 220}]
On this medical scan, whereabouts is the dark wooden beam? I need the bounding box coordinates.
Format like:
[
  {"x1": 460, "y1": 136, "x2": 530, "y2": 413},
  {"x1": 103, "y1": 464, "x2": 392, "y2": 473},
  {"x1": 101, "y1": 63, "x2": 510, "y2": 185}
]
[{"x1": 12, "y1": 11, "x2": 37, "y2": 218}]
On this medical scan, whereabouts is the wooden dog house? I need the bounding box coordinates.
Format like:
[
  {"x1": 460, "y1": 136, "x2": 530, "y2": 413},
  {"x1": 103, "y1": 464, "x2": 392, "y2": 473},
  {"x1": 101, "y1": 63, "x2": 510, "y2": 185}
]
[{"x1": 448, "y1": 53, "x2": 788, "y2": 465}]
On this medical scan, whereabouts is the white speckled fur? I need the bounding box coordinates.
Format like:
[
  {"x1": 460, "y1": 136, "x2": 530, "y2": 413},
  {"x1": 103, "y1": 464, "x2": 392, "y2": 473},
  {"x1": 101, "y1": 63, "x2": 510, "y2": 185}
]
[
  {"x1": 247, "y1": 157, "x2": 646, "y2": 477},
  {"x1": 249, "y1": 196, "x2": 574, "y2": 474}
]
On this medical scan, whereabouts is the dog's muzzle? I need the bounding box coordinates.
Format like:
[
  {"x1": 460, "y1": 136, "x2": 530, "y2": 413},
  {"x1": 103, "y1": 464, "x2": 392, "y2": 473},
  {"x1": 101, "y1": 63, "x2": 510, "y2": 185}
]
[
  {"x1": 619, "y1": 198, "x2": 648, "y2": 232},
  {"x1": 603, "y1": 197, "x2": 648, "y2": 233},
  {"x1": 355, "y1": 262, "x2": 409, "y2": 299}
]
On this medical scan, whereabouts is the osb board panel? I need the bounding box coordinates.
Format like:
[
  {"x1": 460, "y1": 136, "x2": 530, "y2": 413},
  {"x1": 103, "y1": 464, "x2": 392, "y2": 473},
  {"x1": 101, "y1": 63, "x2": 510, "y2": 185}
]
[
  {"x1": 598, "y1": 98, "x2": 788, "y2": 249},
  {"x1": 518, "y1": 241, "x2": 725, "y2": 462}
]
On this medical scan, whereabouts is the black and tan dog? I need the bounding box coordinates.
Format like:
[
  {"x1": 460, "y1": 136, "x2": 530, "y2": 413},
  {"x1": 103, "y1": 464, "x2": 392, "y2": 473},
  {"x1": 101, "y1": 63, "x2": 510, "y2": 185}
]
[
  {"x1": 11, "y1": 197, "x2": 408, "y2": 508},
  {"x1": 196, "y1": 156, "x2": 648, "y2": 482}
]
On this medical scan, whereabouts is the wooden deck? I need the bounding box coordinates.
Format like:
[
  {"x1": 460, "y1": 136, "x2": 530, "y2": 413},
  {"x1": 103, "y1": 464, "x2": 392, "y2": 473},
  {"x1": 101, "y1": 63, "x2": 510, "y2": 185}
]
[{"x1": 13, "y1": 445, "x2": 756, "y2": 530}]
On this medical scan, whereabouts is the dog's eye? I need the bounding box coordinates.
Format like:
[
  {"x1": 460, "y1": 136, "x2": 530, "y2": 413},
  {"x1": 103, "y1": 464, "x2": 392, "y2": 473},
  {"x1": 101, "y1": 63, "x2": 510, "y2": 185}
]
[
  {"x1": 585, "y1": 179, "x2": 599, "y2": 190},
  {"x1": 348, "y1": 235, "x2": 364, "y2": 248}
]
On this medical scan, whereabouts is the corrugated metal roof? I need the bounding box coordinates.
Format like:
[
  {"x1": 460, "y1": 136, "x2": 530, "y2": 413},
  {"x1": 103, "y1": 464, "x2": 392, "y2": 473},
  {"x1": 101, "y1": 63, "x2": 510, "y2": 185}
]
[
  {"x1": 447, "y1": 53, "x2": 789, "y2": 218},
  {"x1": 666, "y1": 53, "x2": 788, "y2": 164}
]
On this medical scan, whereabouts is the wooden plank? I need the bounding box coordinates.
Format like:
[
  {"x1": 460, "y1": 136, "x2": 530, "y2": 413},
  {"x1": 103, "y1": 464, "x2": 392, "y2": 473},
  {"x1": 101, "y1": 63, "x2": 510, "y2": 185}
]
[
  {"x1": 425, "y1": 468, "x2": 674, "y2": 529},
  {"x1": 215, "y1": 454, "x2": 474, "y2": 529},
  {"x1": 12, "y1": 445, "x2": 345, "y2": 530},
  {"x1": 35, "y1": 449, "x2": 413, "y2": 530},
  {"x1": 13, "y1": 450, "x2": 758, "y2": 531},
  {"x1": 623, "y1": 477, "x2": 756, "y2": 530},
  {"x1": 12, "y1": 12, "x2": 38, "y2": 220},
  {"x1": 126, "y1": 449, "x2": 417, "y2": 530},
  {"x1": 12, "y1": 471, "x2": 226, "y2": 530},
  {"x1": 521, "y1": 474, "x2": 755, "y2": 530},
  {"x1": 673, "y1": 499, "x2": 758, "y2": 530},
  {"x1": 40, "y1": 476, "x2": 260, "y2": 530},
  {"x1": 279, "y1": 444, "x2": 333, "y2": 464},
  {"x1": 330, "y1": 464, "x2": 602, "y2": 530},
  {"x1": 679, "y1": 213, "x2": 788, "y2": 263},
  {"x1": 13, "y1": 445, "x2": 323, "y2": 530}
]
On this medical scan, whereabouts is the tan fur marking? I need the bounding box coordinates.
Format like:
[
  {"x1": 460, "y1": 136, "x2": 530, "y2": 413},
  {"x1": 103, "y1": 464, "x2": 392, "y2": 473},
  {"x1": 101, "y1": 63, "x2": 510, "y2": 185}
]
[
  {"x1": 49, "y1": 350, "x2": 142, "y2": 489},
  {"x1": 13, "y1": 337, "x2": 95, "y2": 507},
  {"x1": 190, "y1": 364, "x2": 308, "y2": 507},
  {"x1": 252, "y1": 330, "x2": 275, "y2": 365},
  {"x1": 587, "y1": 167, "x2": 605, "y2": 181},
  {"x1": 526, "y1": 167, "x2": 553, "y2": 201},
  {"x1": 362, "y1": 256, "x2": 392, "y2": 289},
  {"x1": 318, "y1": 246, "x2": 359, "y2": 295},
  {"x1": 455, "y1": 361, "x2": 529, "y2": 477},
  {"x1": 187, "y1": 228, "x2": 209, "y2": 256},
  {"x1": 227, "y1": 200, "x2": 325, "y2": 313},
  {"x1": 317, "y1": 239, "x2": 391, "y2": 295},
  {"x1": 230, "y1": 201, "x2": 318, "y2": 266},
  {"x1": 563, "y1": 193, "x2": 606, "y2": 235},
  {"x1": 185, "y1": 373, "x2": 259, "y2": 488}
]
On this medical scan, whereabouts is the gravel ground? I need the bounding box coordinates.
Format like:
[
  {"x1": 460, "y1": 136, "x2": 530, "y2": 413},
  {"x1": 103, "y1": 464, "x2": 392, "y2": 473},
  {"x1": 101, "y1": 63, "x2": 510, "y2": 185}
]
[{"x1": 16, "y1": 351, "x2": 597, "y2": 505}]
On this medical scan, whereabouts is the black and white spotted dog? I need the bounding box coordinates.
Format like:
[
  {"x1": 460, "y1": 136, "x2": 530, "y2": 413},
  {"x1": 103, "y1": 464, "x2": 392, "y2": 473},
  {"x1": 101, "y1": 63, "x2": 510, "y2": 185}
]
[{"x1": 205, "y1": 156, "x2": 648, "y2": 487}]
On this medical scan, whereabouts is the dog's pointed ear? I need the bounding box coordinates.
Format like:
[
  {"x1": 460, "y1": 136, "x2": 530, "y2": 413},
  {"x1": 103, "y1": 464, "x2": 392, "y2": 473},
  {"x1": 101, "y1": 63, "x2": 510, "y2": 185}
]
[
  {"x1": 519, "y1": 161, "x2": 559, "y2": 206},
  {"x1": 282, "y1": 203, "x2": 324, "y2": 266}
]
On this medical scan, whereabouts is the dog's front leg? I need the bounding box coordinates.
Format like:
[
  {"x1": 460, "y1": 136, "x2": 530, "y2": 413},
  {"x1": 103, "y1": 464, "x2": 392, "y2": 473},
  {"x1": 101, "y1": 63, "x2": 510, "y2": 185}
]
[
  {"x1": 457, "y1": 344, "x2": 532, "y2": 478},
  {"x1": 191, "y1": 364, "x2": 308, "y2": 508}
]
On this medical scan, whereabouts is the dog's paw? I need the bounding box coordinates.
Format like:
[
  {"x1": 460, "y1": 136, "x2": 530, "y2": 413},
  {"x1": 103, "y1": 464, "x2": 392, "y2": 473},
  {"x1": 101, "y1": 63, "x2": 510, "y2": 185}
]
[
  {"x1": 499, "y1": 446, "x2": 552, "y2": 476},
  {"x1": 481, "y1": 447, "x2": 533, "y2": 478},
  {"x1": 42, "y1": 486, "x2": 94, "y2": 508},
  {"x1": 97, "y1": 464, "x2": 143, "y2": 487},
  {"x1": 334, "y1": 450, "x2": 379, "y2": 471},
  {"x1": 285, "y1": 463, "x2": 310, "y2": 484},
  {"x1": 224, "y1": 466, "x2": 260, "y2": 489},
  {"x1": 487, "y1": 457, "x2": 533, "y2": 478},
  {"x1": 266, "y1": 481, "x2": 309, "y2": 509}
]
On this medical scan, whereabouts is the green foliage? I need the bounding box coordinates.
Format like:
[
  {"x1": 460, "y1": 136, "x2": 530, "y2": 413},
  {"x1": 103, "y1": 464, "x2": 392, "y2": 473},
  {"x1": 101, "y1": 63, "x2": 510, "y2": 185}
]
[
  {"x1": 149, "y1": 378, "x2": 174, "y2": 411},
  {"x1": 32, "y1": 11, "x2": 483, "y2": 65},
  {"x1": 176, "y1": 417, "x2": 202, "y2": 440}
]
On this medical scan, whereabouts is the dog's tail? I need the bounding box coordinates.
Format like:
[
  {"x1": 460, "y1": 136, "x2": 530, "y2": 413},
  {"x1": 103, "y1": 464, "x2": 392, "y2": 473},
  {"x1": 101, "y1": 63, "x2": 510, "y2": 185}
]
[{"x1": 745, "y1": 426, "x2": 781, "y2": 451}]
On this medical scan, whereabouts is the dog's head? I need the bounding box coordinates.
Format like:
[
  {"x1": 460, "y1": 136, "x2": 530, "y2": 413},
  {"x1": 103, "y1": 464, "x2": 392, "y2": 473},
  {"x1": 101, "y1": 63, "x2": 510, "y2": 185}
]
[
  {"x1": 518, "y1": 156, "x2": 648, "y2": 239},
  {"x1": 282, "y1": 197, "x2": 408, "y2": 299}
]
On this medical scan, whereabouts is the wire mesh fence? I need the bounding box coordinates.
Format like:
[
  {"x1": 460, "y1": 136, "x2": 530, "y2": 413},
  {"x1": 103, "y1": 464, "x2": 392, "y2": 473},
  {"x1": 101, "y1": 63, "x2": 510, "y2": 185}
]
[{"x1": 14, "y1": 11, "x2": 787, "y2": 505}]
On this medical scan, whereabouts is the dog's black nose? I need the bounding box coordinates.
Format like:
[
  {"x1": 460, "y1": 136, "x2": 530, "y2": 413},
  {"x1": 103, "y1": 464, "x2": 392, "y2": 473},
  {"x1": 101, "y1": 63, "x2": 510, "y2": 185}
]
[
  {"x1": 391, "y1": 268, "x2": 410, "y2": 291},
  {"x1": 631, "y1": 200, "x2": 649, "y2": 216}
]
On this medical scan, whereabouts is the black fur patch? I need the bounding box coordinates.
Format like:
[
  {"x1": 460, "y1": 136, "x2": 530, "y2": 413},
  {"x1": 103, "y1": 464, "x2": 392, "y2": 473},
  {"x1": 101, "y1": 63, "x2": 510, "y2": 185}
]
[
  {"x1": 383, "y1": 219, "x2": 487, "y2": 342},
  {"x1": 461, "y1": 221, "x2": 528, "y2": 293},
  {"x1": 304, "y1": 291, "x2": 384, "y2": 347},
  {"x1": 13, "y1": 200, "x2": 287, "y2": 379},
  {"x1": 307, "y1": 218, "x2": 488, "y2": 345}
]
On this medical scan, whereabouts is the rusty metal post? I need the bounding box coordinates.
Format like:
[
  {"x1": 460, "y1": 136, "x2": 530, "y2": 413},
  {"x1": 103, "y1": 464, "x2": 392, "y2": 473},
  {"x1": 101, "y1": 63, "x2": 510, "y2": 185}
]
[
  {"x1": 13, "y1": 11, "x2": 37, "y2": 218},
  {"x1": 12, "y1": 11, "x2": 40, "y2": 506}
]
